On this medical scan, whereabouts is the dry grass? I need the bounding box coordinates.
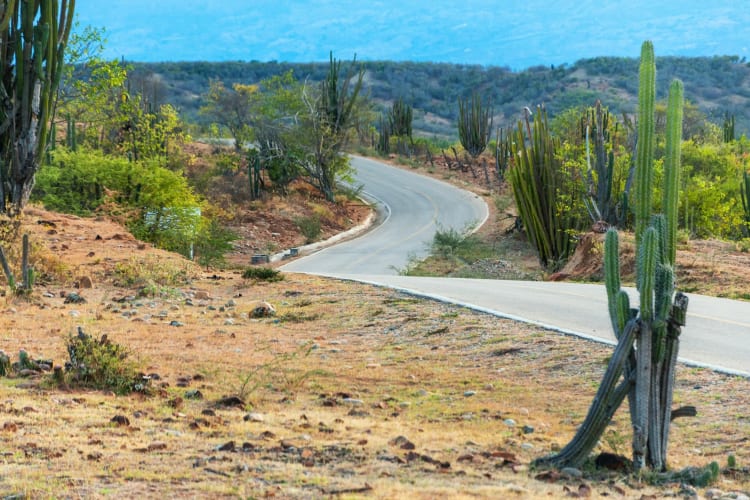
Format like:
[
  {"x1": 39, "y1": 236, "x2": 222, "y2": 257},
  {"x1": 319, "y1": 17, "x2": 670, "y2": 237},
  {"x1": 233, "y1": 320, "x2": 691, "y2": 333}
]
[{"x1": 0, "y1": 208, "x2": 748, "y2": 498}]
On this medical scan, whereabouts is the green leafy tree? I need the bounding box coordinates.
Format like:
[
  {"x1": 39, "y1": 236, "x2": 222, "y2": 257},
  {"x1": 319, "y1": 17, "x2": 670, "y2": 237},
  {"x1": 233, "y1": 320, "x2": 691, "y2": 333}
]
[
  {"x1": 200, "y1": 80, "x2": 258, "y2": 151},
  {"x1": 0, "y1": 0, "x2": 76, "y2": 215}
]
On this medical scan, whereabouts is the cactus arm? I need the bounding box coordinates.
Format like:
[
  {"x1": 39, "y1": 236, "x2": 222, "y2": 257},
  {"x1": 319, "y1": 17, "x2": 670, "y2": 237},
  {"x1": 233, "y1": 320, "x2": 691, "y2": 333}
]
[
  {"x1": 663, "y1": 80, "x2": 684, "y2": 266},
  {"x1": 635, "y1": 41, "x2": 656, "y2": 249},
  {"x1": 639, "y1": 226, "x2": 658, "y2": 323}
]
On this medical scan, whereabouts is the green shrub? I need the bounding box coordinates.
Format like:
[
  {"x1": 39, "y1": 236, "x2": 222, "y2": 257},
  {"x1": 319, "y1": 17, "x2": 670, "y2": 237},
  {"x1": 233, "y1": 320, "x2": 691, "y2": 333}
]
[
  {"x1": 62, "y1": 328, "x2": 149, "y2": 395},
  {"x1": 295, "y1": 215, "x2": 321, "y2": 243},
  {"x1": 242, "y1": 267, "x2": 283, "y2": 282}
]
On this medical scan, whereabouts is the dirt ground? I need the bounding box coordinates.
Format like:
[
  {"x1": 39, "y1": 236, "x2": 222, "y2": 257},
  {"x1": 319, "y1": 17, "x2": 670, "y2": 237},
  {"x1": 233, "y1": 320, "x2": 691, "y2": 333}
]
[{"x1": 0, "y1": 194, "x2": 748, "y2": 498}]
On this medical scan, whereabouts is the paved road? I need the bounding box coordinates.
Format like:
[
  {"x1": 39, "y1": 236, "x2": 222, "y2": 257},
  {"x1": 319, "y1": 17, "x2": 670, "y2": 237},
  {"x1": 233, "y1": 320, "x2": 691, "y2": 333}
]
[
  {"x1": 280, "y1": 156, "x2": 489, "y2": 275},
  {"x1": 282, "y1": 157, "x2": 750, "y2": 377}
]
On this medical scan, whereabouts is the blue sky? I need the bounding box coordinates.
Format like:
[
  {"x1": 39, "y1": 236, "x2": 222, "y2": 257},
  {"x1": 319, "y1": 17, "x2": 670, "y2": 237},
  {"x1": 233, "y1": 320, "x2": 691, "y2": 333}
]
[{"x1": 75, "y1": 1, "x2": 750, "y2": 69}]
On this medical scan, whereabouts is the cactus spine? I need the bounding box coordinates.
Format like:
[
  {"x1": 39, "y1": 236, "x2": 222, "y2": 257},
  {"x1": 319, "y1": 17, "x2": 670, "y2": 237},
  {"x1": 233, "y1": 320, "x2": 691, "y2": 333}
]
[{"x1": 535, "y1": 41, "x2": 688, "y2": 473}]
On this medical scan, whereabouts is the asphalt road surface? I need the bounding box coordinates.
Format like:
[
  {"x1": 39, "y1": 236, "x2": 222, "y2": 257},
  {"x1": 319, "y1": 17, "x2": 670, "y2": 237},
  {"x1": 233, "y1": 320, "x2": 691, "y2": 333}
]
[{"x1": 282, "y1": 157, "x2": 750, "y2": 377}]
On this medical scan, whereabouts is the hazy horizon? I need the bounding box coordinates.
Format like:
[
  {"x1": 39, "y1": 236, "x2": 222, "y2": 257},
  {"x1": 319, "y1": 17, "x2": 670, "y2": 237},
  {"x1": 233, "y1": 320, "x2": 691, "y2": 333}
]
[{"x1": 75, "y1": 1, "x2": 750, "y2": 70}]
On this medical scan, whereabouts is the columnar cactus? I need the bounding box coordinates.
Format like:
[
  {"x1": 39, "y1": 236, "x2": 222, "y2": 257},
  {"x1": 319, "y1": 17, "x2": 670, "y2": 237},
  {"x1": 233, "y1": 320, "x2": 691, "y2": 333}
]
[
  {"x1": 0, "y1": 0, "x2": 76, "y2": 214},
  {"x1": 535, "y1": 41, "x2": 688, "y2": 473},
  {"x1": 457, "y1": 92, "x2": 493, "y2": 159}
]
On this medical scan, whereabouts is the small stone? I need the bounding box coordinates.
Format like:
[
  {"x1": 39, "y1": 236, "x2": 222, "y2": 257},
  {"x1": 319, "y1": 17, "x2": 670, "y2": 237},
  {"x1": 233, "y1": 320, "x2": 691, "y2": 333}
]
[
  {"x1": 110, "y1": 415, "x2": 130, "y2": 427},
  {"x1": 184, "y1": 389, "x2": 203, "y2": 400},
  {"x1": 521, "y1": 443, "x2": 534, "y2": 451},
  {"x1": 522, "y1": 425, "x2": 534, "y2": 434},
  {"x1": 342, "y1": 398, "x2": 364, "y2": 406},
  {"x1": 224, "y1": 318, "x2": 234, "y2": 326},
  {"x1": 503, "y1": 418, "x2": 516, "y2": 427},
  {"x1": 169, "y1": 320, "x2": 183, "y2": 327},
  {"x1": 76, "y1": 276, "x2": 94, "y2": 289},
  {"x1": 560, "y1": 467, "x2": 583, "y2": 478},
  {"x1": 68, "y1": 310, "x2": 80, "y2": 317},
  {"x1": 250, "y1": 301, "x2": 276, "y2": 318},
  {"x1": 463, "y1": 390, "x2": 476, "y2": 397},
  {"x1": 416, "y1": 389, "x2": 429, "y2": 397},
  {"x1": 64, "y1": 292, "x2": 86, "y2": 304},
  {"x1": 226, "y1": 299, "x2": 236, "y2": 307},
  {"x1": 194, "y1": 291, "x2": 210, "y2": 300},
  {"x1": 704, "y1": 489, "x2": 724, "y2": 499},
  {"x1": 244, "y1": 412, "x2": 264, "y2": 422}
]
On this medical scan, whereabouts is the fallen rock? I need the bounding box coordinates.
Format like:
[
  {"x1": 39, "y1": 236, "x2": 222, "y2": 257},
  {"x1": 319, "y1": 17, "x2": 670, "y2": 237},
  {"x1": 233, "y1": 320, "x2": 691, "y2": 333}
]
[{"x1": 250, "y1": 301, "x2": 276, "y2": 318}]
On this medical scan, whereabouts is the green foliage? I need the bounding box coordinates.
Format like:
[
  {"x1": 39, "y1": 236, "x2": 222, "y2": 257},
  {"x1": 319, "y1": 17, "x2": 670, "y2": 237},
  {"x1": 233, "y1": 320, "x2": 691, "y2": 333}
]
[
  {"x1": 62, "y1": 328, "x2": 149, "y2": 395},
  {"x1": 242, "y1": 267, "x2": 283, "y2": 282},
  {"x1": 34, "y1": 149, "x2": 207, "y2": 258},
  {"x1": 457, "y1": 92, "x2": 493, "y2": 159},
  {"x1": 194, "y1": 218, "x2": 238, "y2": 269},
  {"x1": 295, "y1": 215, "x2": 322, "y2": 243},
  {"x1": 508, "y1": 106, "x2": 585, "y2": 270}
]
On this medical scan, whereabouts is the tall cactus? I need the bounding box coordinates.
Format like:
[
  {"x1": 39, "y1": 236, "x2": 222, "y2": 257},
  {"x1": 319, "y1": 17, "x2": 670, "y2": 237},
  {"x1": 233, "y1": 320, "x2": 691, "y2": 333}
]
[
  {"x1": 535, "y1": 41, "x2": 688, "y2": 473},
  {"x1": 741, "y1": 170, "x2": 750, "y2": 237},
  {"x1": 0, "y1": 0, "x2": 75, "y2": 215},
  {"x1": 457, "y1": 91, "x2": 493, "y2": 159}
]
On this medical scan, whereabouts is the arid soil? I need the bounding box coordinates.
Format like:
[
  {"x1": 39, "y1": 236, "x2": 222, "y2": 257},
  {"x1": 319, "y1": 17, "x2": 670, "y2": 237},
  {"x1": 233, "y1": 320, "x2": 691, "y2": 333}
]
[
  {"x1": 0, "y1": 199, "x2": 748, "y2": 498},
  {"x1": 1, "y1": 146, "x2": 749, "y2": 498}
]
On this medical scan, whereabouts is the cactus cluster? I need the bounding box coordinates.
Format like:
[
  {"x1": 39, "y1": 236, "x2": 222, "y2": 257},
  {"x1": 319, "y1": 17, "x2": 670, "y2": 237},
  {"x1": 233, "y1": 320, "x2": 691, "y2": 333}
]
[
  {"x1": 582, "y1": 100, "x2": 619, "y2": 225},
  {"x1": 457, "y1": 92, "x2": 493, "y2": 159},
  {"x1": 741, "y1": 170, "x2": 750, "y2": 237},
  {"x1": 535, "y1": 41, "x2": 689, "y2": 472},
  {"x1": 0, "y1": 0, "x2": 76, "y2": 214}
]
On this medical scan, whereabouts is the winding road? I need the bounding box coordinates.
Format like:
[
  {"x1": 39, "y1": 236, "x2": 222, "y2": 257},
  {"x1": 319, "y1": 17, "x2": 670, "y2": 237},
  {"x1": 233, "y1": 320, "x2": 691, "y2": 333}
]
[{"x1": 281, "y1": 156, "x2": 750, "y2": 377}]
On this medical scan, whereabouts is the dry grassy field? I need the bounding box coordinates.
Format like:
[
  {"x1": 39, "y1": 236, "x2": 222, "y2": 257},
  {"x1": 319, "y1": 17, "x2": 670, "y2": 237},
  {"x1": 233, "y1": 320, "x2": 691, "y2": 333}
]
[{"x1": 0, "y1": 207, "x2": 748, "y2": 498}]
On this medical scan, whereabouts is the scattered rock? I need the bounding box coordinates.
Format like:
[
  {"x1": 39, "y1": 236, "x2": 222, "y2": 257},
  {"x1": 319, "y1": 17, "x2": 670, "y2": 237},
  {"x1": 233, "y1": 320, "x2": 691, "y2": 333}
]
[
  {"x1": 147, "y1": 442, "x2": 167, "y2": 452},
  {"x1": 184, "y1": 389, "x2": 203, "y2": 400},
  {"x1": 560, "y1": 467, "x2": 583, "y2": 479},
  {"x1": 389, "y1": 435, "x2": 415, "y2": 450},
  {"x1": 503, "y1": 418, "x2": 516, "y2": 427},
  {"x1": 217, "y1": 441, "x2": 236, "y2": 452},
  {"x1": 194, "y1": 291, "x2": 211, "y2": 300},
  {"x1": 522, "y1": 425, "x2": 535, "y2": 434},
  {"x1": 110, "y1": 415, "x2": 130, "y2": 427},
  {"x1": 169, "y1": 320, "x2": 184, "y2": 327},
  {"x1": 64, "y1": 293, "x2": 86, "y2": 304},
  {"x1": 213, "y1": 396, "x2": 244, "y2": 408},
  {"x1": 76, "y1": 276, "x2": 93, "y2": 289},
  {"x1": 463, "y1": 390, "x2": 476, "y2": 397},
  {"x1": 250, "y1": 301, "x2": 276, "y2": 318},
  {"x1": 595, "y1": 452, "x2": 630, "y2": 471},
  {"x1": 244, "y1": 412, "x2": 264, "y2": 422}
]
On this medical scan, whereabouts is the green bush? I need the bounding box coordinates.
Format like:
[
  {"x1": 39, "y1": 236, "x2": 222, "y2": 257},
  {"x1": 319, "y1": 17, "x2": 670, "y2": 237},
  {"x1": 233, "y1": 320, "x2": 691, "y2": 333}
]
[
  {"x1": 242, "y1": 267, "x2": 283, "y2": 282},
  {"x1": 62, "y1": 328, "x2": 149, "y2": 395},
  {"x1": 295, "y1": 215, "x2": 321, "y2": 243}
]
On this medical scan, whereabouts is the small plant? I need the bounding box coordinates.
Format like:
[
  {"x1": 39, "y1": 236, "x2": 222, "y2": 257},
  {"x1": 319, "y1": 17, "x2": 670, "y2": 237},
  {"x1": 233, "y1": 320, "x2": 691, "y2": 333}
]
[
  {"x1": 295, "y1": 215, "x2": 322, "y2": 243},
  {"x1": 242, "y1": 267, "x2": 283, "y2": 282},
  {"x1": 61, "y1": 327, "x2": 150, "y2": 395},
  {"x1": 236, "y1": 342, "x2": 317, "y2": 400},
  {"x1": 0, "y1": 233, "x2": 35, "y2": 295},
  {"x1": 114, "y1": 254, "x2": 199, "y2": 287}
]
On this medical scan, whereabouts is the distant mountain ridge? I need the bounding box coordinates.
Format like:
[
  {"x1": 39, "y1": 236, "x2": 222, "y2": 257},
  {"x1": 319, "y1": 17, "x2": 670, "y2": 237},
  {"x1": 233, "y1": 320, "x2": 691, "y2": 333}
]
[
  {"x1": 75, "y1": 1, "x2": 750, "y2": 71},
  {"x1": 130, "y1": 55, "x2": 750, "y2": 137}
]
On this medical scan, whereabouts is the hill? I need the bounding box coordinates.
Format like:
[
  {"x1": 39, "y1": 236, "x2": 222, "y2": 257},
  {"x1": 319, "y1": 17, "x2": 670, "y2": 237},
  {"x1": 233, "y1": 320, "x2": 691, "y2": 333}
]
[{"x1": 129, "y1": 55, "x2": 750, "y2": 137}]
